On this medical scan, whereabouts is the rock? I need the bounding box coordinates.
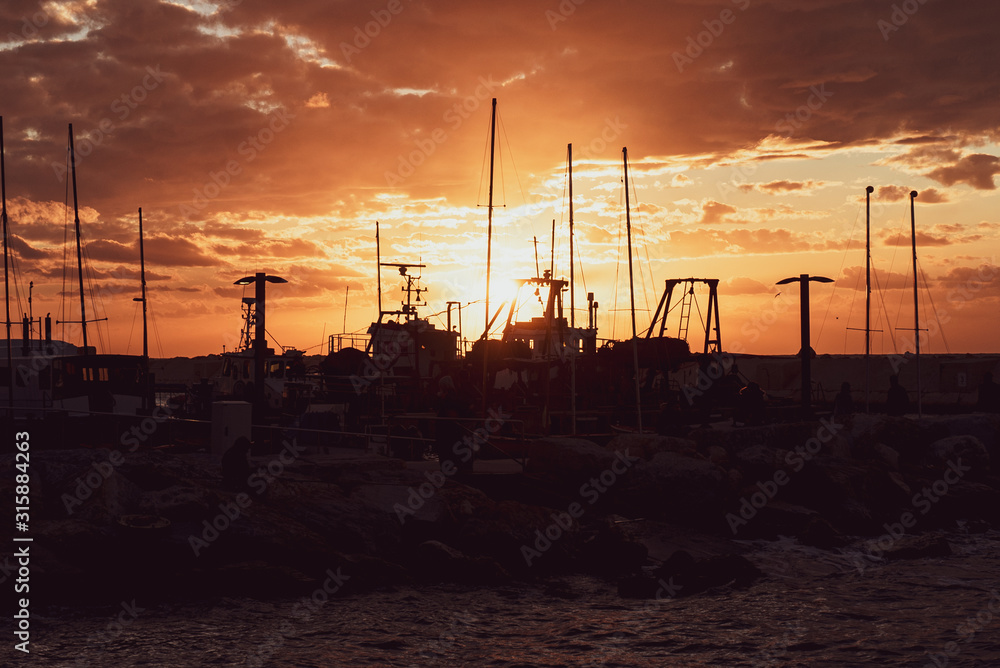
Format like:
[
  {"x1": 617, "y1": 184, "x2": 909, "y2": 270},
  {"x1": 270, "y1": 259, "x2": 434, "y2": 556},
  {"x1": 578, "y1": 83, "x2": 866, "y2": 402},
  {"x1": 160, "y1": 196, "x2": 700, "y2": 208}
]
[
  {"x1": 933, "y1": 480, "x2": 1000, "y2": 525},
  {"x1": 410, "y1": 540, "x2": 510, "y2": 585},
  {"x1": 607, "y1": 433, "x2": 699, "y2": 461},
  {"x1": 527, "y1": 437, "x2": 615, "y2": 490},
  {"x1": 798, "y1": 514, "x2": 845, "y2": 549},
  {"x1": 930, "y1": 435, "x2": 990, "y2": 473},
  {"x1": 706, "y1": 445, "x2": 729, "y2": 468},
  {"x1": 782, "y1": 456, "x2": 910, "y2": 535},
  {"x1": 620, "y1": 452, "x2": 732, "y2": 529},
  {"x1": 734, "y1": 444, "x2": 784, "y2": 481},
  {"x1": 142, "y1": 485, "x2": 215, "y2": 522},
  {"x1": 873, "y1": 443, "x2": 900, "y2": 471},
  {"x1": 725, "y1": 501, "x2": 821, "y2": 541},
  {"x1": 578, "y1": 518, "x2": 648, "y2": 576}
]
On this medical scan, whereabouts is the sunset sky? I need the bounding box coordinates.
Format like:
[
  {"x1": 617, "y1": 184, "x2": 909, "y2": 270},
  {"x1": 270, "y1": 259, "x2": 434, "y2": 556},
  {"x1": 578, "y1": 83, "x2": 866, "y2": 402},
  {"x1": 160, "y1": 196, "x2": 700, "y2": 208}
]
[{"x1": 1, "y1": 0, "x2": 998, "y2": 358}]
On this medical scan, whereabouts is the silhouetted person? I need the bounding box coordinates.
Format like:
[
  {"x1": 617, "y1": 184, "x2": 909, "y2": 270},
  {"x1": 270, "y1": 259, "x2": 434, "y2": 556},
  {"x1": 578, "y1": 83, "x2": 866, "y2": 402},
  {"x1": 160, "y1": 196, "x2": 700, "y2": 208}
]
[
  {"x1": 718, "y1": 365, "x2": 744, "y2": 409},
  {"x1": 222, "y1": 437, "x2": 253, "y2": 491},
  {"x1": 977, "y1": 372, "x2": 1000, "y2": 413},
  {"x1": 737, "y1": 381, "x2": 766, "y2": 426},
  {"x1": 886, "y1": 375, "x2": 909, "y2": 416},
  {"x1": 833, "y1": 381, "x2": 854, "y2": 420}
]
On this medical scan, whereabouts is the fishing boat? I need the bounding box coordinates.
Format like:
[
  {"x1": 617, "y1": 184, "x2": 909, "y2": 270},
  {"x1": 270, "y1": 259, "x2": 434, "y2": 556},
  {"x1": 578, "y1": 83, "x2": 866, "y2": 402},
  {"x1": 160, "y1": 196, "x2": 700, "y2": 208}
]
[{"x1": 0, "y1": 122, "x2": 150, "y2": 421}]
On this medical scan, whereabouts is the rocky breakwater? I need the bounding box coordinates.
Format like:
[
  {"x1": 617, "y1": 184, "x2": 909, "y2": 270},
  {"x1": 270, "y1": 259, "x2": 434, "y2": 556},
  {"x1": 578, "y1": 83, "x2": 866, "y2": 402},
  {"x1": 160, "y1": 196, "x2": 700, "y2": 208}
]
[{"x1": 3, "y1": 411, "x2": 997, "y2": 606}]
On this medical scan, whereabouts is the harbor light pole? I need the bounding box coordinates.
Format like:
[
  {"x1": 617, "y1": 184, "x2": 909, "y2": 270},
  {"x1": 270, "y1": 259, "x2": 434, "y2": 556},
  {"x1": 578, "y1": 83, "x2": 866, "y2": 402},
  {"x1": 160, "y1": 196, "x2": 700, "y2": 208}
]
[
  {"x1": 234, "y1": 273, "x2": 287, "y2": 418},
  {"x1": 777, "y1": 273, "x2": 833, "y2": 416}
]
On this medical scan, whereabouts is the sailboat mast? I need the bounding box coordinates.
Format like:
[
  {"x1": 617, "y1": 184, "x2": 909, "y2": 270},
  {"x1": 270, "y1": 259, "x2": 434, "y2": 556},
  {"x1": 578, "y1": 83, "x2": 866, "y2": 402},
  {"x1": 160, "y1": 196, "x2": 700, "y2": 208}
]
[
  {"x1": 1, "y1": 117, "x2": 12, "y2": 410},
  {"x1": 376, "y1": 220, "x2": 382, "y2": 315},
  {"x1": 68, "y1": 124, "x2": 89, "y2": 352},
  {"x1": 910, "y1": 190, "x2": 921, "y2": 417},
  {"x1": 550, "y1": 219, "x2": 555, "y2": 278},
  {"x1": 480, "y1": 98, "x2": 498, "y2": 414},
  {"x1": 485, "y1": 98, "x2": 497, "y2": 337},
  {"x1": 568, "y1": 143, "x2": 574, "y2": 328},
  {"x1": 865, "y1": 185, "x2": 873, "y2": 412},
  {"x1": 623, "y1": 147, "x2": 643, "y2": 433},
  {"x1": 624, "y1": 148, "x2": 637, "y2": 339},
  {"x1": 568, "y1": 143, "x2": 576, "y2": 434},
  {"x1": 138, "y1": 208, "x2": 148, "y2": 359}
]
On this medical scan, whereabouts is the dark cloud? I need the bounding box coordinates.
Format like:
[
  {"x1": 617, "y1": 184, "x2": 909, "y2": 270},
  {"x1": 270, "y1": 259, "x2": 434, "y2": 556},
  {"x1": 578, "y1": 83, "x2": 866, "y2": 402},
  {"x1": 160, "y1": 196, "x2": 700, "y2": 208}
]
[
  {"x1": 0, "y1": 0, "x2": 997, "y2": 354},
  {"x1": 926, "y1": 154, "x2": 1000, "y2": 190}
]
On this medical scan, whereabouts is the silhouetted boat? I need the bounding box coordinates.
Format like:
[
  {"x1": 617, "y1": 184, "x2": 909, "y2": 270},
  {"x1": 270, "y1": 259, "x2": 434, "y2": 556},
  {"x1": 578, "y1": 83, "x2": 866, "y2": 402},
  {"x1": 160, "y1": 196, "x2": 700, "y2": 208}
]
[{"x1": 0, "y1": 123, "x2": 149, "y2": 422}]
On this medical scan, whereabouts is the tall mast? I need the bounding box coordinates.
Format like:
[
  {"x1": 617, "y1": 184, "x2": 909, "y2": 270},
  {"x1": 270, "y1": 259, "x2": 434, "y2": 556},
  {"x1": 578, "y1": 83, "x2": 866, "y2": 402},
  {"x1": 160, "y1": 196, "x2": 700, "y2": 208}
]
[
  {"x1": 623, "y1": 147, "x2": 643, "y2": 433},
  {"x1": 69, "y1": 124, "x2": 89, "y2": 352},
  {"x1": 568, "y1": 143, "x2": 575, "y2": 328},
  {"x1": 865, "y1": 185, "x2": 873, "y2": 413},
  {"x1": 624, "y1": 148, "x2": 638, "y2": 340},
  {"x1": 1, "y1": 117, "x2": 12, "y2": 411},
  {"x1": 568, "y1": 143, "x2": 576, "y2": 433},
  {"x1": 550, "y1": 218, "x2": 555, "y2": 278},
  {"x1": 910, "y1": 190, "x2": 921, "y2": 417},
  {"x1": 138, "y1": 208, "x2": 148, "y2": 360},
  {"x1": 481, "y1": 98, "x2": 497, "y2": 414},
  {"x1": 376, "y1": 220, "x2": 382, "y2": 315},
  {"x1": 484, "y1": 98, "x2": 497, "y2": 337}
]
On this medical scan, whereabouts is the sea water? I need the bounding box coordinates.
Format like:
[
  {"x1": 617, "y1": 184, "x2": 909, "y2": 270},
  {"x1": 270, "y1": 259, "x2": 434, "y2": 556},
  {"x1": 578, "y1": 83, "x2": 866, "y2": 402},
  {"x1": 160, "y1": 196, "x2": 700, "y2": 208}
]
[{"x1": 28, "y1": 529, "x2": 1000, "y2": 667}]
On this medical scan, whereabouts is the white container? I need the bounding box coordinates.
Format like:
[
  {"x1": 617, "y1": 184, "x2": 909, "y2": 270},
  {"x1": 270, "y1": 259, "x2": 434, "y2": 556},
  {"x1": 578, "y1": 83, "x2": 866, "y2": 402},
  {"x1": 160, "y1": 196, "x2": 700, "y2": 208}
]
[{"x1": 211, "y1": 400, "x2": 252, "y2": 462}]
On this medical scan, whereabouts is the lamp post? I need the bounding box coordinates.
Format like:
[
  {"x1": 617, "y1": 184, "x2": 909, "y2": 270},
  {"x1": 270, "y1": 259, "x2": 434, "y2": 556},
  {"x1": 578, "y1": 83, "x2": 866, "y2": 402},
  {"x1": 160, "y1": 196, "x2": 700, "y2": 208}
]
[
  {"x1": 234, "y1": 273, "x2": 288, "y2": 417},
  {"x1": 776, "y1": 273, "x2": 833, "y2": 416}
]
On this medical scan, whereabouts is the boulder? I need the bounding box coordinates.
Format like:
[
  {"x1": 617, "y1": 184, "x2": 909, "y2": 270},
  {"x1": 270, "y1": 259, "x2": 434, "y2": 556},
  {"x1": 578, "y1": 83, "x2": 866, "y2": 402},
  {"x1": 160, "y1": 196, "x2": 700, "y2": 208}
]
[
  {"x1": 619, "y1": 452, "x2": 733, "y2": 530},
  {"x1": 526, "y1": 437, "x2": 615, "y2": 491},
  {"x1": 929, "y1": 435, "x2": 990, "y2": 473},
  {"x1": 606, "y1": 433, "x2": 699, "y2": 461}
]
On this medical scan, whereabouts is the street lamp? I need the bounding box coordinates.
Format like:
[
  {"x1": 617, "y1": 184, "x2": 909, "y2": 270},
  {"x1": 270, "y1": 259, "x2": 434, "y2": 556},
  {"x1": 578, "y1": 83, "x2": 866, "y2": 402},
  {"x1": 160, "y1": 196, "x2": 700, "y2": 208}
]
[
  {"x1": 776, "y1": 273, "x2": 833, "y2": 415},
  {"x1": 234, "y1": 273, "x2": 288, "y2": 416}
]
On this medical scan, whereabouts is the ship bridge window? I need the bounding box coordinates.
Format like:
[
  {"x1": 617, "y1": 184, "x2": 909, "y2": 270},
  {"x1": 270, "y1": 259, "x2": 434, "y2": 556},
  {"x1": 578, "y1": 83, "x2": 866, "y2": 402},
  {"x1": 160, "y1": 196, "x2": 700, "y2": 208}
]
[
  {"x1": 82, "y1": 367, "x2": 110, "y2": 382},
  {"x1": 268, "y1": 361, "x2": 284, "y2": 378},
  {"x1": 222, "y1": 358, "x2": 233, "y2": 378}
]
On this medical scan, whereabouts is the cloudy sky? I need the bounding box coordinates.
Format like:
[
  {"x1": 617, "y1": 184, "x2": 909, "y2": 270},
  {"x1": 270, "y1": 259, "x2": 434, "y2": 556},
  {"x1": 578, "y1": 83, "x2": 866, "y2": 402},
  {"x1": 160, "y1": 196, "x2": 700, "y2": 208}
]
[{"x1": 1, "y1": 0, "x2": 998, "y2": 358}]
